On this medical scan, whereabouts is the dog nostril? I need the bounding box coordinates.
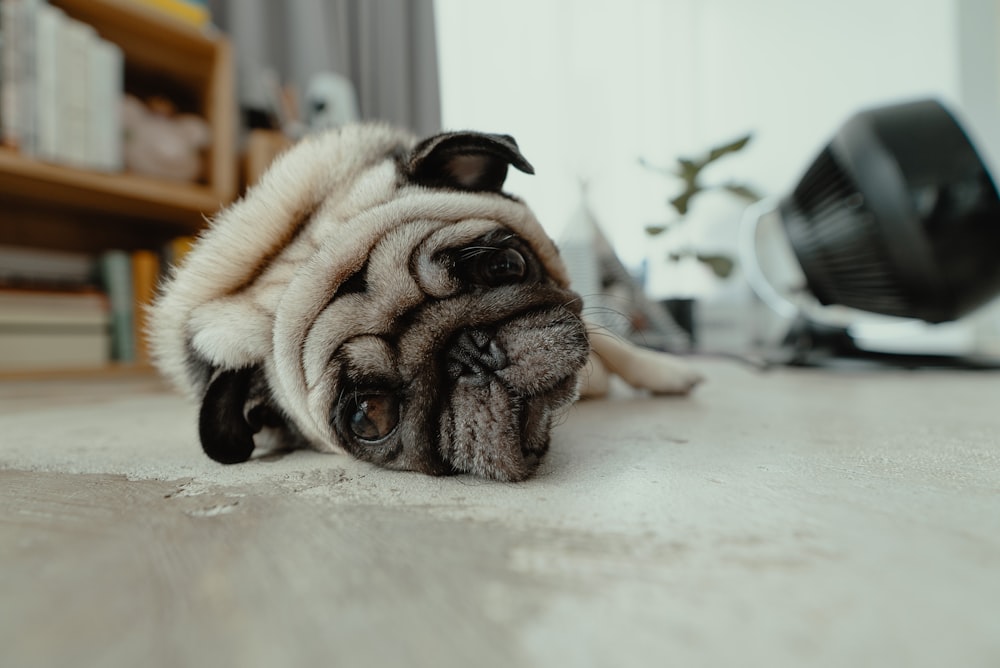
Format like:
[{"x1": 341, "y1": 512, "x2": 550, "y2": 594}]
[
  {"x1": 447, "y1": 328, "x2": 508, "y2": 379},
  {"x1": 468, "y1": 327, "x2": 491, "y2": 350}
]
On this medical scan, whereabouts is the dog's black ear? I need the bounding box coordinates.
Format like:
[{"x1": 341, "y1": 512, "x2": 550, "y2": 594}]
[
  {"x1": 199, "y1": 368, "x2": 258, "y2": 464},
  {"x1": 407, "y1": 131, "x2": 534, "y2": 193}
]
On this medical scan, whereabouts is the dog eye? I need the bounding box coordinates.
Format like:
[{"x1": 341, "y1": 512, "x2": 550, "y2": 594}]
[
  {"x1": 482, "y1": 248, "x2": 526, "y2": 285},
  {"x1": 346, "y1": 394, "x2": 399, "y2": 442}
]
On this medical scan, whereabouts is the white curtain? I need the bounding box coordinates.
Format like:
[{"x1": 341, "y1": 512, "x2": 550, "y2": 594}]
[{"x1": 208, "y1": 0, "x2": 441, "y2": 136}]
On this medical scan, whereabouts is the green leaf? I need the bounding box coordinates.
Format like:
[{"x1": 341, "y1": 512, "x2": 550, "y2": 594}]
[
  {"x1": 706, "y1": 133, "x2": 753, "y2": 164},
  {"x1": 676, "y1": 158, "x2": 700, "y2": 179},
  {"x1": 667, "y1": 249, "x2": 697, "y2": 263},
  {"x1": 720, "y1": 182, "x2": 764, "y2": 202},
  {"x1": 669, "y1": 186, "x2": 701, "y2": 216},
  {"x1": 695, "y1": 253, "x2": 735, "y2": 279}
]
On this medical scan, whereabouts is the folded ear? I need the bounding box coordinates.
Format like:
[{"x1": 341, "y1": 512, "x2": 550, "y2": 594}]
[
  {"x1": 198, "y1": 367, "x2": 259, "y2": 464},
  {"x1": 407, "y1": 131, "x2": 535, "y2": 193}
]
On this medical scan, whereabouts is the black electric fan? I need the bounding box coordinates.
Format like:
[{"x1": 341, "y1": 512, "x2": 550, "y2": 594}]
[{"x1": 744, "y1": 98, "x2": 1000, "y2": 366}]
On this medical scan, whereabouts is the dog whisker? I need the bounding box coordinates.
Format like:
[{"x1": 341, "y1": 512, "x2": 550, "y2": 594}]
[{"x1": 458, "y1": 245, "x2": 501, "y2": 259}]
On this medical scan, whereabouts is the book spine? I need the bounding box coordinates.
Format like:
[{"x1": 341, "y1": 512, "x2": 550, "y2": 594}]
[
  {"x1": 131, "y1": 249, "x2": 159, "y2": 363},
  {"x1": 133, "y1": 0, "x2": 210, "y2": 28},
  {"x1": 61, "y1": 17, "x2": 94, "y2": 168},
  {"x1": 98, "y1": 250, "x2": 135, "y2": 362},
  {"x1": 34, "y1": 1, "x2": 61, "y2": 162},
  {"x1": 16, "y1": 0, "x2": 38, "y2": 156},
  {"x1": 0, "y1": 0, "x2": 10, "y2": 147},
  {"x1": 165, "y1": 235, "x2": 196, "y2": 271},
  {"x1": 90, "y1": 38, "x2": 123, "y2": 172}
]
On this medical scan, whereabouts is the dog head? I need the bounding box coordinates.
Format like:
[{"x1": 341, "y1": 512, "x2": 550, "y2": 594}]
[{"x1": 150, "y1": 124, "x2": 590, "y2": 481}]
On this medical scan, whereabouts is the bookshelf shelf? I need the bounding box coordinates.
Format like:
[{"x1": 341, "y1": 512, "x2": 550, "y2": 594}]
[
  {"x1": 0, "y1": 148, "x2": 222, "y2": 229},
  {"x1": 0, "y1": 361, "x2": 158, "y2": 381}
]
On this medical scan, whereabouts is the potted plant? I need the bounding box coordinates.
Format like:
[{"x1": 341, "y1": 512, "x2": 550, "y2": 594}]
[{"x1": 640, "y1": 133, "x2": 763, "y2": 340}]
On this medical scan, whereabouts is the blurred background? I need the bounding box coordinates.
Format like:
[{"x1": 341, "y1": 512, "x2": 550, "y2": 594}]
[
  {"x1": 434, "y1": 0, "x2": 1000, "y2": 358},
  {"x1": 2, "y1": 0, "x2": 999, "y2": 372},
  {"x1": 438, "y1": 0, "x2": 998, "y2": 264}
]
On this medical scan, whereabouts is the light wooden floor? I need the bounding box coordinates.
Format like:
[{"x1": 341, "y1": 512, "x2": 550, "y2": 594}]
[{"x1": 2, "y1": 360, "x2": 998, "y2": 667}]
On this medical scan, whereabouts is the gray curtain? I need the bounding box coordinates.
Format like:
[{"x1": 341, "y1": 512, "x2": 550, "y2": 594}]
[{"x1": 208, "y1": 0, "x2": 441, "y2": 136}]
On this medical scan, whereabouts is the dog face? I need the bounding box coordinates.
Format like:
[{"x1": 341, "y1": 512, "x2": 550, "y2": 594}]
[{"x1": 150, "y1": 124, "x2": 590, "y2": 481}]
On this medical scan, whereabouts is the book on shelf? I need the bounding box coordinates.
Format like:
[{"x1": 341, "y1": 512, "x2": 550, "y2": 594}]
[
  {"x1": 164, "y1": 235, "x2": 195, "y2": 270},
  {"x1": 128, "y1": 0, "x2": 209, "y2": 28},
  {"x1": 98, "y1": 249, "x2": 135, "y2": 362},
  {"x1": 60, "y1": 12, "x2": 94, "y2": 167},
  {"x1": 0, "y1": 0, "x2": 125, "y2": 169},
  {"x1": 0, "y1": 288, "x2": 111, "y2": 371},
  {"x1": 98, "y1": 248, "x2": 163, "y2": 365},
  {"x1": 90, "y1": 37, "x2": 124, "y2": 171},
  {"x1": 0, "y1": 244, "x2": 167, "y2": 371},
  {"x1": 0, "y1": 244, "x2": 110, "y2": 371},
  {"x1": 131, "y1": 249, "x2": 159, "y2": 363},
  {"x1": 11, "y1": 0, "x2": 39, "y2": 154},
  {"x1": 34, "y1": 0, "x2": 60, "y2": 160},
  {"x1": 0, "y1": 243, "x2": 97, "y2": 288},
  {"x1": 1, "y1": 0, "x2": 20, "y2": 148}
]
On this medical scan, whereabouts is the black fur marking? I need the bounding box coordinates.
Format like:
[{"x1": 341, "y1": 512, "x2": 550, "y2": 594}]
[
  {"x1": 389, "y1": 144, "x2": 411, "y2": 189},
  {"x1": 338, "y1": 262, "x2": 369, "y2": 296},
  {"x1": 199, "y1": 368, "x2": 257, "y2": 464},
  {"x1": 407, "y1": 131, "x2": 534, "y2": 193}
]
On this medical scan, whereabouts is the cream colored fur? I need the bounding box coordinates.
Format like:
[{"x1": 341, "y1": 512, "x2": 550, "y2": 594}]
[{"x1": 150, "y1": 122, "x2": 701, "y2": 465}]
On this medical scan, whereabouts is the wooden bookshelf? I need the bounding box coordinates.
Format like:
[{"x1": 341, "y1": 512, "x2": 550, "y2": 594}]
[
  {"x1": 0, "y1": 0, "x2": 237, "y2": 377},
  {"x1": 0, "y1": 0, "x2": 236, "y2": 250}
]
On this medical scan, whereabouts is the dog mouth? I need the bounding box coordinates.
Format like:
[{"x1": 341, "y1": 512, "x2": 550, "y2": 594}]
[
  {"x1": 437, "y1": 372, "x2": 580, "y2": 482},
  {"x1": 517, "y1": 373, "x2": 579, "y2": 467},
  {"x1": 435, "y1": 310, "x2": 588, "y2": 482}
]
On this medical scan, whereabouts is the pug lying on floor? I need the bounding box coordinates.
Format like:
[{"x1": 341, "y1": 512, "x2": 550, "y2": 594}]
[{"x1": 149, "y1": 123, "x2": 702, "y2": 481}]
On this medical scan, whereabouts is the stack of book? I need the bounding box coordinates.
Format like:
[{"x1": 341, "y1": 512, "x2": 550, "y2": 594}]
[
  {"x1": 0, "y1": 243, "x2": 182, "y2": 371},
  {"x1": 0, "y1": 288, "x2": 109, "y2": 371},
  {"x1": 1, "y1": 0, "x2": 124, "y2": 170}
]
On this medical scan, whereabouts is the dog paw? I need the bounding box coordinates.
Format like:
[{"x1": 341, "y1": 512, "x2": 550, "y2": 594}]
[{"x1": 619, "y1": 348, "x2": 704, "y2": 395}]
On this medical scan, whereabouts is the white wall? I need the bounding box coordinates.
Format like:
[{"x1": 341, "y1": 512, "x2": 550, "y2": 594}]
[
  {"x1": 435, "y1": 0, "x2": 981, "y2": 299},
  {"x1": 956, "y1": 0, "x2": 1000, "y2": 171}
]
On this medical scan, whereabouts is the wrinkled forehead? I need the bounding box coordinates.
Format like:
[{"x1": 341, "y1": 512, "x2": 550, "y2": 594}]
[
  {"x1": 279, "y1": 189, "x2": 566, "y2": 305},
  {"x1": 300, "y1": 216, "x2": 506, "y2": 376}
]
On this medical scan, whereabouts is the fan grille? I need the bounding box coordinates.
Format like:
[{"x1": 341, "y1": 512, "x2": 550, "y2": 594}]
[{"x1": 781, "y1": 147, "x2": 914, "y2": 318}]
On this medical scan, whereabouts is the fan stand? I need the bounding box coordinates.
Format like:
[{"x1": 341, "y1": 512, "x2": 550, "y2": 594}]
[{"x1": 772, "y1": 314, "x2": 1000, "y2": 370}]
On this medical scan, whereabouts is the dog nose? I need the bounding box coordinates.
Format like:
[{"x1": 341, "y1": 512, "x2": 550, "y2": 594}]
[{"x1": 446, "y1": 328, "x2": 508, "y2": 380}]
